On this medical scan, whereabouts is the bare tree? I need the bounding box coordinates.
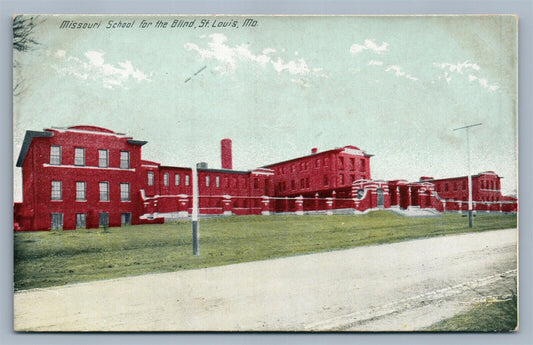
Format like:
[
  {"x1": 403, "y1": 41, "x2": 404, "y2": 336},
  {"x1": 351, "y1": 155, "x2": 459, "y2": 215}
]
[
  {"x1": 13, "y1": 15, "x2": 40, "y2": 52},
  {"x1": 13, "y1": 15, "x2": 43, "y2": 96}
]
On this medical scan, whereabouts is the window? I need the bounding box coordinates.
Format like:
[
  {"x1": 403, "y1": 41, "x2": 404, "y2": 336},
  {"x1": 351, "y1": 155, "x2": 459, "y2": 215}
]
[
  {"x1": 306, "y1": 177, "x2": 310, "y2": 188},
  {"x1": 445, "y1": 183, "x2": 449, "y2": 192},
  {"x1": 98, "y1": 149, "x2": 109, "y2": 168},
  {"x1": 185, "y1": 175, "x2": 190, "y2": 186},
  {"x1": 361, "y1": 159, "x2": 366, "y2": 172},
  {"x1": 76, "y1": 214, "x2": 86, "y2": 228},
  {"x1": 454, "y1": 183, "x2": 457, "y2": 191},
  {"x1": 206, "y1": 175, "x2": 210, "y2": 187},
  {"x1": 324, "y1": 158, "x2": 329, "y2": 166},
  {"x1": 350, "y1": 158, "x2": 355, "y2": 170},
  {"x1": 300, "y1": 178, "x2": 305, "y2": 189},
  {"x1": 254, "y1": 178, "x2": 259, "y2": 189},
  {"x1": 120, "y1": 151, "x2": 130, "y2": 169},
  {"x1": 50, "y1": 145, "x2": 61, "y2": 165},
  {"x1": 99, "y1": 182, "x2": 109, "y2": 201},
  {"x1": 51, "y1": 213, "x2": 63, "y2": 230},
  {"x1": 163, "y1": 173, "x2": 169, "y2": 186},
  {"x1": 339, "y1": 157, "x2": 344, "y2": 169},
  {"x1": 76, "y1": 182, "x2": 86, "y2": 201},
  {"x1": 291, "y1": 180, "x2": 295, "y2": 190},
  {"x1": 175, "y1": 174, "x2": 180, "y2": 186},
  {"x1": 216, "y1": 176, "x2": 220, "y2": 188},
  {"x1": 339, "y1": 174, "x2": 345, "y2": 184},
  {"x1": 120, "y1": 183, "x2": 130, "y2": 201},
  {"x1": 315, "y1": 159, "x2": 320, "y2": 168},
  {"x1": 323, "y1": 175, "x2": 329, "y2": 186},
  {"x1": 121, "y1": 213, "x2": 131, "y2": 225},
  {"x1": 147, "y1": 171, "x2": 154, "y2": 186},
  {"x1": 74, "y1": 147, "x2": 85, "y2": 166},
  {"x1": 51, "y1": 181, "x2": 62, "y2": 201},
  {"x1": 463, "y1": 181, "x2": 467, "y2": 190},
  {"x1": 99, "y1": 213, "x2": 109, "y2": 227}
]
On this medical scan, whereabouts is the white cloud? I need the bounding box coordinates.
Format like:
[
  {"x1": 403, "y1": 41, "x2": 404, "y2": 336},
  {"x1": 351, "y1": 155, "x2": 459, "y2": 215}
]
[
  {"x1": 434, "y1": 60, "x2": 498, "y2": 91},
  {"x1": 350, "y1": 39, "x2": 388, "y2": 55},
  {"x1": 185, "y1": 33, "x2": 326, "y2": 78},
  {"x1": 433, "y1": 61, "x2": 480, "y2": 74},
  {"x1": 272, "y1": 57, "x2": 310, "y2": 75},
  {"x1": 368, "y1": 60, "x2": 384, "y2": 66},
  {"x1": 468, "y1": 74, "x2": 500, "y2": 91},
  {"x1": 384, "y1": 65, "x2": 418, "y2": 81},
  {"x1": 51, "y1": 49, "x2": 151, "y2": 89}
]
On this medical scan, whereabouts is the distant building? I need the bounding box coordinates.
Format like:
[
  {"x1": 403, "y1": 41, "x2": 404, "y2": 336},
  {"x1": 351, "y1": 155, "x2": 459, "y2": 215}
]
[{"x1": 14, "y1": 125, "x2": 517, "y2": 231}]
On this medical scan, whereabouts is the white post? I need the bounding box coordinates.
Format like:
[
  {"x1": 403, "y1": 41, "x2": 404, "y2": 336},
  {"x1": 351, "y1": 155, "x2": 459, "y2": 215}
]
[{"x1": 192, "y1": 164, "x2": 199, "y2": 256}]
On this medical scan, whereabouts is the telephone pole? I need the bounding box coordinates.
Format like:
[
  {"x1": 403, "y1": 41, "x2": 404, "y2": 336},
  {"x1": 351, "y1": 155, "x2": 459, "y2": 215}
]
[{"x1": 453, "y1": 123, "x2": 482, "y2": 227}]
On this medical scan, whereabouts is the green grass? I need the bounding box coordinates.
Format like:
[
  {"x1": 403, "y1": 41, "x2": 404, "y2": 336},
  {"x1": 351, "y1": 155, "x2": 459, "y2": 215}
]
[
  {"x1": 14, "y1": 211, "x2": 517, "y2": 291},
  {"x1": 425, "y1": 294, "x2": 518, "y2": 332}
]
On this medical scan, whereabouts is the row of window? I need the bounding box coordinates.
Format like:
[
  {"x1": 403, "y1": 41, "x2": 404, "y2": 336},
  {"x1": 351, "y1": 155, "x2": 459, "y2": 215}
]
[
  {"x1": 149, "y1": 171, "x2": 191, "y2": 187},
  {"x1": 151, "y1": 172, "x2": 262, "y2": 190},
  {"x1": 51, "y1": 181, "x2": 130, "y2": 202},
  {"x1": 480, "y1": 180, "x2": 499, "y2": 190},
  {"x1": 275, "y1": 157, "x2": 366, "y2": 175},
  {"x1": 480, "y1": 196, "x2": 500, "y2": 202},
  {"x1": 437, "y1": 180, "x2": 468, "y2": 193},
  {"x1": 338, "y1": 157, "x2": 365, "y2": 172},
  {"x1": 436, "y1": 180, "x2": 501, "y2": 193},
  {"x1": 277, "y1": 174, "x2": 358, "y2": 192},
  {"x1": 50, "y1": 212, "x2": 131, "y2": 229},
  {"x1": 50, "y1": 145, "x2": 130, "y2": 169}
]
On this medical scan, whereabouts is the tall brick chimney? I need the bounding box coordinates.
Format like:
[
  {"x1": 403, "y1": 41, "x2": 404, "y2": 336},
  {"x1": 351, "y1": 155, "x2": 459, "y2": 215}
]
[{"x1": 221, "y1": 138, "x2": 232, "y2": 170}]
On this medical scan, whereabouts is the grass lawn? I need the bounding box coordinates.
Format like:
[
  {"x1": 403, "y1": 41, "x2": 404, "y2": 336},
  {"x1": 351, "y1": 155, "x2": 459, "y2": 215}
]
[
  {"x1": 425, "y1": 294, "x2": 518, "y2": 332},
  {"x1": 14, "y1": 211, "x2": 517, "y2": 291}
]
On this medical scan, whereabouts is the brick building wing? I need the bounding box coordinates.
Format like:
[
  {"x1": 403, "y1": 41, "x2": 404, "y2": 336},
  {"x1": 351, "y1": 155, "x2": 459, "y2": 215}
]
[{"x1": 14, "y1": 126, "x2": 517, "y2": 231}]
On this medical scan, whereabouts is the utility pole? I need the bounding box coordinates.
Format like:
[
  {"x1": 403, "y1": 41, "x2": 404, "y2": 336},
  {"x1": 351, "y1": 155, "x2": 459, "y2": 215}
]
[
  {"x1": 453, "y1": 123, "x2": 482, "y2": 227},
  {"x1": 192, "y1": 163, "x2": 200, "y2": 256}
]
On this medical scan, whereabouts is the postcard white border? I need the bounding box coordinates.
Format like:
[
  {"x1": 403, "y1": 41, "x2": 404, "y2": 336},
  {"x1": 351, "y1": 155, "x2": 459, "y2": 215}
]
[{"x1": 3, "y1": 0, "x2": 532, "y2": 344}]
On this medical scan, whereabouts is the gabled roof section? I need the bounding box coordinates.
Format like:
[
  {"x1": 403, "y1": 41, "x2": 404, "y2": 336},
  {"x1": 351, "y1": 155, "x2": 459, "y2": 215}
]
[
  {"x1": 16, "y1": 130, "x2": 54, "y2": 167},
  {"x1": 68, "y1": 125, "x2": 116, "y2": 133}
]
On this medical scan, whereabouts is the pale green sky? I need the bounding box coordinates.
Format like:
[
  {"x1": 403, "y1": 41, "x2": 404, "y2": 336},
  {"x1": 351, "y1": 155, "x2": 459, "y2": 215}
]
[{"x1": 13, "y1": 15, "x2": 518, "y2": 200}]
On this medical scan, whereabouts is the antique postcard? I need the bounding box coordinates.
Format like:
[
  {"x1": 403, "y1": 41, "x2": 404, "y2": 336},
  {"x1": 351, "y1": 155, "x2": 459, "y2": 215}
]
[{"x1": 13, "y1": 15, "x2": 518, "y2": 331}]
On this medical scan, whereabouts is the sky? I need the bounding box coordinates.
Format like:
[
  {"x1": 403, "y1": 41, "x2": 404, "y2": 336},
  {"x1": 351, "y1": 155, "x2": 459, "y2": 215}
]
[{"x1": 13, "y1": 15, "x2": 518, "y2": 200}]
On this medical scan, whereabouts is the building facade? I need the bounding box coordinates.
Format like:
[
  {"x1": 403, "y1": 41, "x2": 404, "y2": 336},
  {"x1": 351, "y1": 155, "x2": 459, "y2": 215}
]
[{"x1": 14, "y1": 125, "x2": 517, "y2": 231}]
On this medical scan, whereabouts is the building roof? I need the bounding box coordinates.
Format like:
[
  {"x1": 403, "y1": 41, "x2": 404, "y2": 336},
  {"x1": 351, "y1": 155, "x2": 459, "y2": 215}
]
[
  {"x1": 262, "y1": 145, "x2": 372, "y2": 168},
  {"x1": 422, "y1": 171, "x2": 501, "y2": 182},
  {"x1": 16, "y1": 126, "x2": 148, "y2": 167},
  {"x1": 16, "y1": 130, "x2": 54, "y2": 167},
  {"x1": 197, "y1": 168, "x2": 249, "y2": 175}
]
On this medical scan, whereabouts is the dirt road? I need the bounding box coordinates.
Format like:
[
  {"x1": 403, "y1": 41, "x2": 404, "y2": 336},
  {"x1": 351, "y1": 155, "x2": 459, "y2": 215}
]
[{"x1": 14, "y1": 228, "x2": 517, "y2": 331}]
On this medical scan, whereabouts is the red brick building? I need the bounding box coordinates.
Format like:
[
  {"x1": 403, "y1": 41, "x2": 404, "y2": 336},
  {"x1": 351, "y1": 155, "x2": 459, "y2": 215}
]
[{"x1": 14, "y1": 125, "x2": 517, "y2": 231}]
